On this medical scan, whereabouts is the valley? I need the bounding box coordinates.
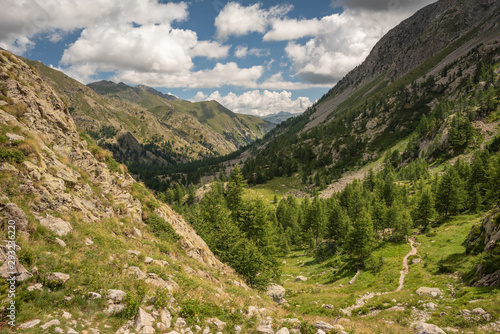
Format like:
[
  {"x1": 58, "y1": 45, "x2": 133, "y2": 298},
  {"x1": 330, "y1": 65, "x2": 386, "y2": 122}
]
[{"x1": 0, "y1": 0, "x2": 500, "y2": 333}]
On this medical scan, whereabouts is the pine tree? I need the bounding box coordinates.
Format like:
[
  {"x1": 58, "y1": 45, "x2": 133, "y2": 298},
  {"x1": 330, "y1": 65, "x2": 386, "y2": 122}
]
[
  {"x1": 327, "y1": 198, "x2": 350, "y2": 245},
  {"x1": 345, "y1": 208, "x2": 374, "y2": 267},
  {"x1": 413, "y1": 188, "x2": 435, "y2": 232},
  {"x1": 226, "y1": 165, "x2": 247, "y2": 213},
  {"x1": 435, "y1": 168, "x2": 465, "y2": 218}
]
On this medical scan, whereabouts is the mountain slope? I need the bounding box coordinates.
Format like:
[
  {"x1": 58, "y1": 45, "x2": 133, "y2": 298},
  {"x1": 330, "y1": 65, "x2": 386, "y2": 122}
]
[
  {"x1": 87, "y1": 80, "x2": 273, "y2": 150},
  {"x1": 241, "y1": 0, "x2": 500, "y2": 189},
  {"x1": 0, "y1": 48, "x2": 288, "y2": 332},
  {"x1": 22, "y1": 62, "x2": 272, "y2": 169}
]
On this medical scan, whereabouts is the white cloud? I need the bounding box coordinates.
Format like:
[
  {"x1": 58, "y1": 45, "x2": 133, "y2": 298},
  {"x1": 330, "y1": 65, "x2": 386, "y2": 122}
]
[
  {"x1": 215, "y1": 2, "x2": 293, "y2": 40},
  {"x1": 234, "y1": 45, "x2": 248, "y2": 58},
  {"x1": 111, "y1": 62, "x2": 264, "y2": 89},
  {"x1": 192, "y1": 90, "x2": 312, "y2": 116},
  {"x1": 274, "y1": 6, "x2": 436, "y2": 84},
  {"x1": 234, "y1": 45, "x2": 270, "y2": 58},
  {"x1": 0, "y1": 0, "x2": 188, "y2": 54}
]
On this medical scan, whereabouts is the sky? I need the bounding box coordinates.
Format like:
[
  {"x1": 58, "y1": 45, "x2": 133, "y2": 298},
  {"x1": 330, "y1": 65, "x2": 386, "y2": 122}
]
[{"x1": 0, "y1": 0, "x2": 436, "y2": 116}]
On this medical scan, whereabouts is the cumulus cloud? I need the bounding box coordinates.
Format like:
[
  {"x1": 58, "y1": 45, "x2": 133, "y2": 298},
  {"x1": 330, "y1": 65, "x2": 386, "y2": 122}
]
[
  {"x1": 268, "y1": 1, "x2": 436, "y2": 84},
  {"x1": 192, "y1": 90, "x2": 312, "y2": 116},
  {"x1": 110, "y1": 62, "x2": 264, "y2": 89},
  {"x1": 0, "y1": 0, "x2": 188, "y2": 54},
  {"x1": 215, "y1": 2, "x2": 293, "y2": 40},
  {"x1": 234, "y1": 45, "x2": 270, "y2": 58}
]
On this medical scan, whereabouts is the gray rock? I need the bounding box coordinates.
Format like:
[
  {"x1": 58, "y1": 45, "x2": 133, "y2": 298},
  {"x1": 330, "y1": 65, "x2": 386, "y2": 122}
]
[
  {"x1": 85, "y1": 237, "x2": 94, "y2": 245},
  {"x1": 105, "y1": 303, "x2": 125, "y2": 314},
  {"x1": 161, "y1": 308, "x2": 172, "y2": 328},
  {"x1": 256, "y1": 325, "x2": 274, "y2": 334},
  {"x1": 412, "y1": 258, "x2": 423, "y2": 264},
  {"x1": 41, "y1": 319, "x2": 61, "y2": 330},
  {"x1": 107, "y1": 289, "x2": 127, "y2": 302},
  {"x1": 415, "y1": 323, "x2": 446, "y2": 334},
  {"x1": 207, "y1": 318, "x2": 226, "y2": 330},
  {"x1": 62, "y1": 311, "x2": 72, "y2": 319},
  {"x1": 27, "y1": 283, "x2": 43, "y2": 292},
  {"x1": 88, "y1": 292, "x2": 102, "y2": 299},
  {"x1": 145, "y1": 257, "x2": 153, "y2": 264},
  {"x1": 416, "y1": 287, "x2": 442, "y2": 298},
  {"x1": 0, "y1": 162, "x2": 18, "y2": 174},
  {"x1": 19, "y1": 319, "x2": 41, "y2": 329},
  {"x1": 472, "y1": 307, "x2": 492, "y2": 321},
  {"x1": 127, "y1": 250, "x2": 141, "y2": 256},
  {"x1": 266, "y1": 283, "x2": 286, "y2": 304},
  {"x1": 134, "y1": 307, "x2": 155, "y2": 332},
  {"x1": 67, "y1": 328, "x2": 79, "y2": 334},
  {"x1": 6, "y1": 133, "x2": 25, "y2": 141},
  {"x1": 134, "y1": 227, "x2": 143, "y2": 238},
  {"x1": 0, "y1": 203, "x2": 29, "y2": 235},
  {"x1": 55, "y1": 237, "x2": 66, "y2": 247},
  {"x1": 54, "y1": 327, "x2": 65, "y2": 334},
  {"x1": 276, "y1": 328, "x2": 289, "y2": 334},
  {"x1": 175, "y1": 317, "x2": 187, "y2": 328},
  {"x1": 46, "y1": 272, "x2": 70, "y2": 284},
  {"x1": 39, "y1": 215, "x2": 73, "y2": 236},
  {"x1": 315, "y1": 321, "x2": 334, "y2": 332},
  {"x1": 124, "y1": 266, "x2": 147, "y2": 279},
  {"x1": 294, "y1": 275, "x2": 307, "y2": 282},
  {"x1": 139, "y1": 326, "x2": 155, "y2": 334},
  {"x1": 234, "y1": 325, "x2": 242, "y2": 334}
]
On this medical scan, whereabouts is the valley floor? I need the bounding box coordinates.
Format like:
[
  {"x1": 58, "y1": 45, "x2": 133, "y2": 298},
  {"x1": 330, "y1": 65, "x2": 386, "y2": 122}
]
[{"x1": 278, "y1": 214, "x2": 500, "y2": 333}]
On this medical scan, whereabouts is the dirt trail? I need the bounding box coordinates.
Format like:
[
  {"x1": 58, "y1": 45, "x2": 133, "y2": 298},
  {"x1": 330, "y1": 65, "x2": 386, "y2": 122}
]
[
  {"x1": 340, "y1": 238, "x2": 418, "y2": 316},
  {"x1": 395, "y1": 238, "x2": 417, "y2": 292},
  {"x1": 349, "y1": 269, "x2": 361, "y2": 285}
]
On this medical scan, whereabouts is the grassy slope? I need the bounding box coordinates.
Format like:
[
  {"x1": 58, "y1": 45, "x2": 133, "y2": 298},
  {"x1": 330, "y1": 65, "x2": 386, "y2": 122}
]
[{"x1": 278, "y1": 213, "x2": 500, "y2": 333}]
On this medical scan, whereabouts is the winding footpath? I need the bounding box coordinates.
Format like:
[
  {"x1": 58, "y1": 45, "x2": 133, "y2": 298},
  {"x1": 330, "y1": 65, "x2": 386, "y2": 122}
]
[
  {"x1": 341, "y1": 238, "x2": 418, "y2": 316},
  {"x1": 396, "y1": 237, "x2": 418, "y2": 292}
]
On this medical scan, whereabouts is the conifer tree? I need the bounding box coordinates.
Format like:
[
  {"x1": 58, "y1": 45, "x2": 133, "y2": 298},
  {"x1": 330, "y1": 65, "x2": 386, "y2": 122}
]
[
  {"x1": 345, "y1": 208, "x2": 374, "y2": 267},
  {"x1": 435, "y1": 168, "x2": 465, "y2": 218},
  {"x1": 413, "y1": 188, "x2": 435, "y2": 232},
  {"x1": 226, "y1": 165, "x2": 247, "y2": 213}
]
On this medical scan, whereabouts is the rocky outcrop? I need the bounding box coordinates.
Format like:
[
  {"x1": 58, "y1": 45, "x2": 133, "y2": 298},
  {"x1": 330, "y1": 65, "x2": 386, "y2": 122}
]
[
  {"x1": 0, "y1": 49, "x2": 228, "y2": 272},
  {"x1": 466, "y1": 210, "x2": 500, "y2": 287}
]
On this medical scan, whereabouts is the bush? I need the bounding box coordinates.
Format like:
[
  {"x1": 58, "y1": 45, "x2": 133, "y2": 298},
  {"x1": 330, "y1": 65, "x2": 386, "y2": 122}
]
[
  {"x1": 145, "y1": 213, "x2": 180, "y2": 242},
  {"x1": 0, "y1": 147, "x2": 25, "y2": 163}
]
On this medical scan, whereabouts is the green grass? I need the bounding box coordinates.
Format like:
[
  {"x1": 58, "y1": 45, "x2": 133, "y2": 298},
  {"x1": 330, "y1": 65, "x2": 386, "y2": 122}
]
[
  {"x1": 278, "y1": 213, "x2": 500, "y2": 333},
  {"x1": 245, "y1": 176, "x2": 310, "y2": 204}
]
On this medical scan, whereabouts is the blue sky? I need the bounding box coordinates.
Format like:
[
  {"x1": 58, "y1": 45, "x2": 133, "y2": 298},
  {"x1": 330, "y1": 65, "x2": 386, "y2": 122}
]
[{"x1": 0, "y1": 0, "x2": 435, "y2": 115}]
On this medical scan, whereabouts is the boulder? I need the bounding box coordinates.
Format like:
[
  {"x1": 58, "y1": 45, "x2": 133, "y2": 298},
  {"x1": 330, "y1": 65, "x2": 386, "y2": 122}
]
[
  {"x1": 145, "y1": 257, "x2": 153, "y2": 264},
  {"x1": 107, "y1": 289, "x2": 127, "y2": 302},
  {"x1": 39, "y1": 215, "x2": 73, "y2": 236},
  {"x1": 415, "y1": 323, "x2": 446, "y2": 334},
  {"x1": 145, "y1": 275, "x2": 179, "y2": 292},
  {"x1": 266, "y1": 284, "x2": 286, "y2": 304},
  {"x1": 472, "y1": 307, "x2": 492, "y2": 321},
  {"x1": 134, "y1": 308, "x2": 155, "y2": 332},
  {"x1": 315, "y1": 321, "x2": 334, "y2": 332},
  {"x1": 276, "y1": 328, "x2": 289, "y2": 334},
  {"x1": 124, "y1": 266, "x2": 147, "y2": 280},
  {"x1": 46, "y1": 272, "x2": 70, "y2": 284},
  {"x1": 294, "y1": 276, "x2": 307, "y2": 282},
  {"x1": 416, "y1": 287, "x2": 442, "y2": 298},
  {"x1": 85, "y1": 237, "x2": 94, "y2": 245}
]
